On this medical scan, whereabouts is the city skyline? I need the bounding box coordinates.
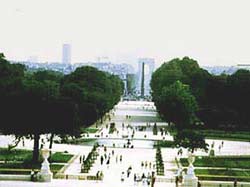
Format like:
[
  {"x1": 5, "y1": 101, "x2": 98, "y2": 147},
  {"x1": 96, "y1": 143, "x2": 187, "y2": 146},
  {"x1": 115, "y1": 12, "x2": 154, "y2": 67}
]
[{"x1": 1, "y1": 0, "x2": 250, "y2": 68}]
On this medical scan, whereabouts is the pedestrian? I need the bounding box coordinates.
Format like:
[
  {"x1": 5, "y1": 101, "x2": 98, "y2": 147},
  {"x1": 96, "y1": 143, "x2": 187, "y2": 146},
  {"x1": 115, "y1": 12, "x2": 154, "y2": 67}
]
[
  {"x1": 198, "y1": 181, "x2": 201, "y2": 187},
  {"x1": 100, "y1": 171, "x2": 104, "y2": 180},
  {"x1": 120, "y1": 155, "x2": 122, "y2": 162},
  {"x1": 175, "y1": 176, "x2": 179, "y2": 187},
  {"x1": 31, "y1": 169, "x2": 35, "y2": 181},
  {"x1": 141, "y1": 161, "x2": 144, "y2": 168},
  {"x1": 100, "y1": 155, "x2": 104, "y2": 165},
  {"x1": 180, "y1": 148, "x2": 183, "y2": 156},
  {"x1": 142, "y1": 173, "x2": 146, "y2": 179},
  {"x1": 106, "y1": 158, "x2": 110, "y2": 168},
  {"x1": 149, "y1": 162, "x2": 152, "y2": 169},
  {"x1": 234, "y1": 179, "x2": 237, "y2": 187},
  {"x1": 79, "y1": 155, "x2": 82, "y2": 163},
  {"x1": 151, "y1": 172, "x2": 156, "y2": 187},
  {"x1": 96, "y1": 171, "x2": 99, "y2": 181},
  {"x1": 121, "y1": 172, "x2": 125, "y2": 182},
  {"x1": 127, "y1": 168, "x2": 130, "y2": 178},
  {"x1": 22, "y1": 138, "x2": 25, "y2": 147}
]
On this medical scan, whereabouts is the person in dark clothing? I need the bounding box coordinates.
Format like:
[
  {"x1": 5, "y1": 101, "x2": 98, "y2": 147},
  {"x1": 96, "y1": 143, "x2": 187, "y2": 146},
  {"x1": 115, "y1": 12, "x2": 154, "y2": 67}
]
[
  {"x1": 175, "y1": 176, "x2": 179, "y2": 187},
  {"x1": 234, "y1": 179, "x2": 237, "y2": 187},
  {"x1": 100, "y1": 155, "x2": 104, "y2": 165},
  {"x1": 198, "y1": 181, "x2": 201, "y2": 187}
]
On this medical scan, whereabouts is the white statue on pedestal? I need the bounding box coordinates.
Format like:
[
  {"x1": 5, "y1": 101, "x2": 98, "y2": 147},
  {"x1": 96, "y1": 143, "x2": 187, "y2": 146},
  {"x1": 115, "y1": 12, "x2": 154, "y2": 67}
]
[
  {"x1": 183, "y1": 152, "x2": 198, "y2": 187},
  {"x1": 38, "y1": 148, "x2": 53, "y2": 182}
]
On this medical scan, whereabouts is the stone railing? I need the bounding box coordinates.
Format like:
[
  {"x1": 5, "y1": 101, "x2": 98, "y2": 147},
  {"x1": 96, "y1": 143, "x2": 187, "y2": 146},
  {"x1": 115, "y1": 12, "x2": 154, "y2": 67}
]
[{"x1": 0, "y1": 174, "x2": 31, "y2": 181}]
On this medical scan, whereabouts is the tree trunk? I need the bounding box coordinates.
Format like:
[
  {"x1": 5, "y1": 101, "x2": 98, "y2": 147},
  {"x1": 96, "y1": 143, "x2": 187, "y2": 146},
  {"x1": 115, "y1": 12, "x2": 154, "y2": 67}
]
[
  {"x1": 49, "y1": 133, "x2": 54, "y2": 157},
  {"x1": 49, "y1": 133, "x2": 54, "y2": 150},
  {"x1": 32, "y1": 133, "x2": 40, "y2": 163}
]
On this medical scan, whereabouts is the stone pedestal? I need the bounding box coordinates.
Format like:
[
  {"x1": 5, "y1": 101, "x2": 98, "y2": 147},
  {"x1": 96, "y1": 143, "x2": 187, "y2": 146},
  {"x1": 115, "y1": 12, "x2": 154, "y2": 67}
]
[
  {"x1": 183, "y1": 153, "x2": 198, "y2": 187},
  {"x1": 209, "y1": 148, "x2": 215, "y2": 157},
  {"x1": 183, "y1": 175, "x2": 198, "y2": 187},
  {"x1": 38, "y1": 149, "x2": 52, "y2": 182}
]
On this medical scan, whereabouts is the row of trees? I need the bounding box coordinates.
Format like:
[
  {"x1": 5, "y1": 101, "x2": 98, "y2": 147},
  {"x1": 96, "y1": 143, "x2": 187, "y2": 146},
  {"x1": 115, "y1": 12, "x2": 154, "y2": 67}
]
[
  {"x1": 0, "y1": 53, "x2": 123, "y2": 162},
  {"x1": 152, "y1": 56, "x2": 250, "y2": 132},
  {"x1": 200, "y1": 69, "x2": 250, "y2": 130},
  {"x1": 150, "y1": 57, "x2": 246, "y2": 152}
]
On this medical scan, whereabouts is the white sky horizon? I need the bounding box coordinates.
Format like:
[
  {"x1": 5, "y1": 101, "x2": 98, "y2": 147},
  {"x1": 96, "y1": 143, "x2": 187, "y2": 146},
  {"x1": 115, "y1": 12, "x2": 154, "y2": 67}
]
[{"x1": 1, "y1": 0, "x2": 250, "y2": 68}]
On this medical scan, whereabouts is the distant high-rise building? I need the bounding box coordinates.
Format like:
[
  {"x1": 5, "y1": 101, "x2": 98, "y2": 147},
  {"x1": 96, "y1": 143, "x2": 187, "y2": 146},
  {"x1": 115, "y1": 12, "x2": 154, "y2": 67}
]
[
  {"x1": 62, "y1": 44, "x2": 71, "y2": 64},
  {"x1": 137, "y1": 58, "x2": 155, "y2": 97}
]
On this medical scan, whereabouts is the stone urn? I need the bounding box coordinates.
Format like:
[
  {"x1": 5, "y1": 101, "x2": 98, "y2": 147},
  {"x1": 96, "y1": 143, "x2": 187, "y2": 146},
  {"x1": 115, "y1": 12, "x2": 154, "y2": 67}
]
[
  {"x1": 38, "y1": 148, "x2": 53, "y2": 182},
  {"x1": 183, "y1": 152, "x2": 198, "y2": 187},
  {"x1": 209, "y1": 142, "x2": 215, "y2": 156}
]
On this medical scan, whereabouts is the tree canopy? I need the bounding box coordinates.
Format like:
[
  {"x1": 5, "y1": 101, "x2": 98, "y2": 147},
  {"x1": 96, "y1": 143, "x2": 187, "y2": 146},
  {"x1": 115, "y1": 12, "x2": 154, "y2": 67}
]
[
  {"x1": 0, "y1": 55, "x2": 123, "y2": 162},
  {"x1": 151, "y1": 56, "x2": 250, "y2": 151}
]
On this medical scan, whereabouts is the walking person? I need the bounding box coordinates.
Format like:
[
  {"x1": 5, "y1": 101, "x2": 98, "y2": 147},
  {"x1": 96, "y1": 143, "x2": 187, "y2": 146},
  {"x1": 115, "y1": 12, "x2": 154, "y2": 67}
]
[
  {"x1": 175, "y1": 176, "x2": 179, "y2": 187},
  {"x1": 234, "y1": 179, "x2": 237, "y2": 187},
  {"x1": 100, "y1": 155, "x2": 104, "y2": 165},
  {"x1": 116, "y1": 155, "x2": 118, "y2": 163},
  {"x1": 121, "y1": 172, "x2": 125, "y2": 182},
  {"x1": 79, "y1": 155, "x2": 82, "y2": 163},
  {"x1": 127, "y1": 168, "x2": 131, "y2": 178},
  {"x1": 106, "y1": 158, "x2": 110, "y2": 169},
  {"x1": 120, "y1": 155, "x2": 122, "y2": 162},
  {"x1": 96, "y1": 171, "x2": 99, "y2": 182},
  {"x1": 134, "y1": 173, "x2": 137, "y2": 185},
  {"x1": 141, "y1": 161, "x2": 144, "y2": 168},
  {"x1": 151, "y1": 172, "x2": 156, "y2": 187},
  {"x1": 198, "y1": 181, "x2": 201, "y2": 187}
]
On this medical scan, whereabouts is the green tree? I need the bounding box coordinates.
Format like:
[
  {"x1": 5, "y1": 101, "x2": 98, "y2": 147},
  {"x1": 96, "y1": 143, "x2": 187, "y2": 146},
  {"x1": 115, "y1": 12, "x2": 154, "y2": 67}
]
[
  {"x1": 157, "y1": 81, "x2": 198, "y2": 129},
  {"x1": 150, "y1": 57, "x2": 208, "y2": 152},
  {"x1": 61, "y1": 66, "x2": 123, "y2": 126},
  {"x1": 174, "y1": 129, "x2": 208, "y2": 153}
]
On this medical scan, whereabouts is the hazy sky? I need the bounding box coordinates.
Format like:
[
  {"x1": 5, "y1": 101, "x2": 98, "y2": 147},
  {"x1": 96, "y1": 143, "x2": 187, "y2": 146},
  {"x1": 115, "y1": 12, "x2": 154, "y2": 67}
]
[{"x1": 1, "y1": 0, "x2": 250, "y2": 68}]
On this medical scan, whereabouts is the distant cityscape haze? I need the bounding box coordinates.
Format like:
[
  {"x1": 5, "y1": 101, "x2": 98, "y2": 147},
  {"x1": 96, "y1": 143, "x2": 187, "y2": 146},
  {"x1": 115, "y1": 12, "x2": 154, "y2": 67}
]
[{"x1": 1, "y1": 0, "x2": 250, "y2": 69}]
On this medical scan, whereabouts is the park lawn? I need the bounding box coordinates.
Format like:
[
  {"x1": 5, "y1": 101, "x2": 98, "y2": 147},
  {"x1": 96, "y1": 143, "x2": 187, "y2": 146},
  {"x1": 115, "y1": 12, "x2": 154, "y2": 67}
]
[
  {"x1": 127, "y1": 115, "x2": 163, "y2": 123},
  {"x1": 180, "y1": 156, "x2": 250, "y2": 169},
  {"x1": 0, "y1": 148, "x2": 74, "y2": 175},
  {"x1": 200, "y1": 129, "x2": 250, "y2": 142},
  {"x1": 0, "y1": 163, "x2": 64, "y2": 175},
  {"x1": 65, "y1": 138, "x2": 97, "y2": 144},
  {"x1": 81, "y1": 127, "x2": 99, "y2": 134},
  {"x1": 0, "y1": 148, "x2": 32, "y2": 161},
  {"x1": 49, "y1": 152, "x2": 74, "y2": 163},
  {"x1": 0, "y1": 148, "x2": 73, "y2": 163},
  {"x1": 154, "y1": 140, "x2": 174, "y2": 148},
  {"x1": 196, "y1": 169, "x2": 250, "y2": 182},
  {"x1": 196, "y1": 169, "x2": 250, "y2": 176}
]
